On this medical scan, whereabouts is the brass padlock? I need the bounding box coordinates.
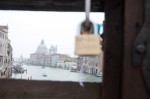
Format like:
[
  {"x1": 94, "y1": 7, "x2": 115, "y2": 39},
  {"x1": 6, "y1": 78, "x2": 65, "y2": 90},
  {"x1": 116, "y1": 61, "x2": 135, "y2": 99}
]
[{"x1": 75, "y1": 21, "x2": 102, "y2": 56}]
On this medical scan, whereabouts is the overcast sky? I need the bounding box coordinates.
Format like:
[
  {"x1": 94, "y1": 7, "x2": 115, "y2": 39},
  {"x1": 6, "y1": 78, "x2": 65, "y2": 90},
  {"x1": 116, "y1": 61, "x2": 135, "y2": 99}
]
[{"x1": 0, "y1": 10, "x2": 104, "y2": 58}]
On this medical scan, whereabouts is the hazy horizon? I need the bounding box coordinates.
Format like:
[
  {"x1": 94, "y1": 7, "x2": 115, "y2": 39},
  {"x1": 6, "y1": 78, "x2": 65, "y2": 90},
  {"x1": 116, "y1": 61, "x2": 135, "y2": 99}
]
[{"x1": 0, "y1": 10, "x2": 104, "y2": 58}]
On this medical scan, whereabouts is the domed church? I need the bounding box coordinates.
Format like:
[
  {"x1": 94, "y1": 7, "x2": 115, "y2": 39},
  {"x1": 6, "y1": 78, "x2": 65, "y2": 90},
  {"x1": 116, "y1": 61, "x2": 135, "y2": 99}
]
[
  {"x1": 30, "y1": 39, "x2": 49, "y2": 66},
  {"x1": 36, "y1": 39, "x2": 47, "y2": 54},
  {"x1": 30, "y1": 39, "x2": 72, "y2": 67}
]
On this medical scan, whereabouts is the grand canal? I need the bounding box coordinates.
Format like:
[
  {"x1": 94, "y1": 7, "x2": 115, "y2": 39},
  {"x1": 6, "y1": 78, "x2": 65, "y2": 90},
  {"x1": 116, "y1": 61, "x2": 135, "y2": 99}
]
[{"x1": 12, "y1": 65, "x2": 102, "y2": 82}]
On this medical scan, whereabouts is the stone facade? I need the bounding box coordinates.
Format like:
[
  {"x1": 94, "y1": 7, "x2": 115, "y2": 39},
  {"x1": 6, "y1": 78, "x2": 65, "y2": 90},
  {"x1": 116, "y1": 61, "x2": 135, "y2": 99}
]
[
  {"x1": 76, "y1": 54, "x2": 103, "y2": 76},
  {"x1": 0, "y1": 25, "x2": 13, "y2": 78}
]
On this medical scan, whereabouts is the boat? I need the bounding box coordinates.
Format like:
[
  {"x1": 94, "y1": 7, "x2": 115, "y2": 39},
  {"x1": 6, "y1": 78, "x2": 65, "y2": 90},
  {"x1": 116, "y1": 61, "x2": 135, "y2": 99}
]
[
  {"x1": 42, "y1": 73, "x2": 47, "y2": 77},
  {"x1": 96, "y1": 72, "x2": 102, "y2": 77},
  {"x1": 12, "y1": 64, "x2": 24, "y2": 73}
]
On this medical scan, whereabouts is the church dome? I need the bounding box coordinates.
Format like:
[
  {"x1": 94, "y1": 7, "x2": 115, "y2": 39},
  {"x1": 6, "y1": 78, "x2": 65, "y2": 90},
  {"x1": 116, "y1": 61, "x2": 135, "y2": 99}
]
[{"x1": 36, "y1": 39, "x2": 47, "y2": 54}]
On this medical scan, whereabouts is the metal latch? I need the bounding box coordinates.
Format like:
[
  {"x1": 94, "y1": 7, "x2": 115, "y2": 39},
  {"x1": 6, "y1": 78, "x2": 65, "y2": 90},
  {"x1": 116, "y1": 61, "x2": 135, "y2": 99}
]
[{"x1": 133, "y1": 0, "x2": 150, "y2": 91}]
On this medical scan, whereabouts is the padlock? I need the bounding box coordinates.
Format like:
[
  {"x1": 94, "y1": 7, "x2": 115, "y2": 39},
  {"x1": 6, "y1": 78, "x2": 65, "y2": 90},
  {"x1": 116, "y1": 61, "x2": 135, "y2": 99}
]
[
  {"x1": 75, "y1": 20, "x2": 102, "y2": 56},
  {"x1": 74, "y1": 0, "x2": 102, "y2": 56},
  {"x1": 76, "y1": 0, "x2": 103, "y2": 87}
]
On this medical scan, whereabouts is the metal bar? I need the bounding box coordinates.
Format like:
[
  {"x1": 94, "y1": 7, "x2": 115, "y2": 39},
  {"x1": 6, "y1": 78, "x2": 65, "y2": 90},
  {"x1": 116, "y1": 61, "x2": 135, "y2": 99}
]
[{"x1": 85, "y1": 0, "x2": 91, "y2": 22}]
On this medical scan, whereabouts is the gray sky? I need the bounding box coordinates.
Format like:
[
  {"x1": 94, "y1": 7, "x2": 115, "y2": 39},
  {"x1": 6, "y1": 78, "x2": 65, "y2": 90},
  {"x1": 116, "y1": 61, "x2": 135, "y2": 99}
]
[{"x1": 0, "y1": 10, "x2": 104, "y2": 58}]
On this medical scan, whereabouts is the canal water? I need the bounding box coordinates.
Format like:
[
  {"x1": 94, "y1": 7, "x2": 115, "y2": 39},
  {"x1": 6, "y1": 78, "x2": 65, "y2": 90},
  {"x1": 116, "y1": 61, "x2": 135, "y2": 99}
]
[{"x1": 12, "y1": 65, "x2": 102, "y2": 82}]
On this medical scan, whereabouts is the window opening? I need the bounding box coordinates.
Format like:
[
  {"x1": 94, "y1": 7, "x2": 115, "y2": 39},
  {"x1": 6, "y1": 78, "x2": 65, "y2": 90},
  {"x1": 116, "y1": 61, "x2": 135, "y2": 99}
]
[{"x1": 0, "y1": 10, "x2": 104, "y2": 83}]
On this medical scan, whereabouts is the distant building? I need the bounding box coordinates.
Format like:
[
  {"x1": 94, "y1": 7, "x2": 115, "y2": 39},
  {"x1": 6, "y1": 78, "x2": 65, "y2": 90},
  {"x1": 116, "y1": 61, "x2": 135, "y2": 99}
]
[
  {"x1": 49, "y1": 45, "x2": 57, "y2": 54},
  {"x1": 50, "y1": 54, "x2": 72, "y2": 68},
  {"x1": 45, "y1": 54, "x2": 51, "y2": 66},
  {"x1": 0, "y1": 25, "x2": 13, "y2": 78},
  {"x1": 30, "y1": 53, "x2": 37, "y2": 65},
  {"x1": 30, "y1": 39, "x2": 74, "y2": 67},
  {"x1": 77, "y1": 56, "x2": 102, "y2": 76},
  {"x1": 36, "y1": 39, "x2": 48, "y2": 54},
  {"x1": 30, "y1": 39, "x2": 48, "y2": 66}
]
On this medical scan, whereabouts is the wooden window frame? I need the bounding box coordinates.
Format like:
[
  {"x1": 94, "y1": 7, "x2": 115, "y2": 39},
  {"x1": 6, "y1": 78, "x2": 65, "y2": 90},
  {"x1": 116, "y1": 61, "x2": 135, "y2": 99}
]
[
  {"x1": 0, "y1": 0, "x2": 149, "y2": 99},
  {"x1": 0, "y1": 1, "x2": 103, "y2": 99}
]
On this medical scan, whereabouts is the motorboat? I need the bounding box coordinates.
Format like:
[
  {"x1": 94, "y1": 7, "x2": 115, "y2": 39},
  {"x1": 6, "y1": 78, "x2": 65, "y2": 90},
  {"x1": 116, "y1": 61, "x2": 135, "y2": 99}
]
[{"x1": 42, "y1": 73, "x2": 47, "y2": 77}]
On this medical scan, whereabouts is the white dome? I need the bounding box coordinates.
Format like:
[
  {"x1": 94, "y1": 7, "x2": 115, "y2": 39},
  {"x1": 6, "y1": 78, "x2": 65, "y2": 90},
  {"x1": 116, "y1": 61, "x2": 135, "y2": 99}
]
[{"x1": 36, "y1": 39, "x2": 47, "y2": 54}]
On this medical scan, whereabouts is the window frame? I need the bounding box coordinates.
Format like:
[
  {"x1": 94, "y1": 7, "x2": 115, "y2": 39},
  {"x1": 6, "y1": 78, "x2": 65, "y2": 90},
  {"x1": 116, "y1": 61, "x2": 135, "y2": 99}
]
[{"x1": 0, "y1": 0, "x2": 104, "y2": 99}]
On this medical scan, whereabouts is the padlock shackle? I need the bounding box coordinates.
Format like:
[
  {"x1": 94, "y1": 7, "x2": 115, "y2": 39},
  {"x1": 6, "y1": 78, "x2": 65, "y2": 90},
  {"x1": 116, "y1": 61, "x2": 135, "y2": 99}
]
[{"x1": 80, "y1": 21, "x2": 94, "y2": 34}]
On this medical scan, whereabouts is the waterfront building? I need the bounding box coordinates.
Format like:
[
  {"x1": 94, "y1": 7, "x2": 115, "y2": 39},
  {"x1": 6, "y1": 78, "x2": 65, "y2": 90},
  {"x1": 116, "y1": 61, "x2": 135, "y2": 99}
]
[
  {"x1": 30, "y1": 39, "x2": 47, "y2": 66},
  {"x1": 30, "y1": 39, "x2": 73, "y2": 67},
  {"x1": 45, "y1": 54, "x2": 51, "y2": 66},
  {"x1": 30, "y1": 53, "x2": 37, "y2": 65},
  {"x1": 30, "y1": 39, "x2": 57, "y2": 66},
  {"x1": 49, "y1": 45, "x2": 57, "y2": 54},
  {"x1": 36, "y1": 39, "x2": 48, "y2": 54},
  {"x1": 50, "y1": 54, "x2": 72, "y2": 68},
  {"x1": 0, "y1": 25, "x2": 13, "y2": 78},
  {"x1": 76, "y1": 55, "x2": 102, "y2": 76}
]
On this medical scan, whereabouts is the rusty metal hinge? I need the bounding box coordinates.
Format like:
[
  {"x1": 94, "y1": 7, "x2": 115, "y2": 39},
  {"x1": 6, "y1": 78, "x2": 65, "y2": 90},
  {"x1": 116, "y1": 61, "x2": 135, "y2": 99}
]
[{"x1": 133, "y1": 0, "x2": 150, "y2": 92}]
